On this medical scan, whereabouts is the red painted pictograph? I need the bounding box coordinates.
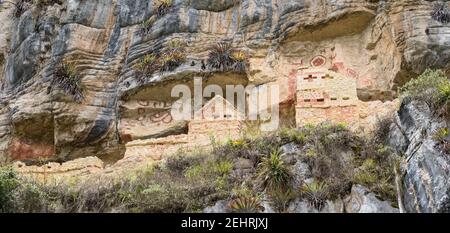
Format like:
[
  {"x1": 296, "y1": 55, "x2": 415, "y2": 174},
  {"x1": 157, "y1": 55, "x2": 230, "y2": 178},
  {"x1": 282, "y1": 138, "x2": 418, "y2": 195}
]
[
  {"x1": 311, "y1": 55, "x2": 327, "y2": 67},
  {"x1": 330, "y1": 62, "x2": 344, "y2": 72},
  {"x1": 347, "y1": 68, "x2": 359, "y2": 79},
  {"x1": 149, "y1": 110, "x2": 173, "y2": 123},
  {"x1": 288, "y1": 72, "x2": 297, "y2": 100}
]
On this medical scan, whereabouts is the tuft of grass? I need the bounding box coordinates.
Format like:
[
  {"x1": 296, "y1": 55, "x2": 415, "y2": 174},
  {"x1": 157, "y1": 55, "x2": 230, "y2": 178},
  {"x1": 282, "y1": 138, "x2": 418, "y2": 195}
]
[
  {"x1": 52, "y1": 62, "x2": 85, "y2": 102},
  {"x1": 185, "y1": 160, "x2": 232, "y2": 182},
  {"x1": 207, "y1": 42, "x2": 234, "y2": 71}
]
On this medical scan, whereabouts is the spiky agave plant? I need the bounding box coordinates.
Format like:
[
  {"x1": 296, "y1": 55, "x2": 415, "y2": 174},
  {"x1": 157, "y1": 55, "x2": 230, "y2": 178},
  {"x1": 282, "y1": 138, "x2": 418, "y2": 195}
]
[
  {"x1": 228, "y1": 195, "x2": 264, "y2": 213},
  {"x1": 431, "y1": 2, "x2": 450, "y2": 24},
  {"x1": 207, "y1": 42, "x2": 235, "y2": 71},
  {"x1": 300, "y1": 181, "x2": 329, "y2": 211},
  {"x1": 256, "y1": 148, "x2": 292, "y2": 192},
  {"x1": 52, "y1": 62, "x2": 85, "y2": 102}
]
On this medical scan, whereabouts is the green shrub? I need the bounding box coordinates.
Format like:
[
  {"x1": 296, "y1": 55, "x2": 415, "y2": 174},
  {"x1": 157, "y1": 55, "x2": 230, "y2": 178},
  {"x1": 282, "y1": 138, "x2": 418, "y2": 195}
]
[
  {"x1": 165, "y1": 154, "x2": 203, "y2": 174},
  {"x1": 14, "y1": 182, "x2": 47, "y2": 212},
  {"x1": 353, "y1": 145, "x2": 397, "y2": 203},
  {"x1": 399, "y1": 69, "x2": 450, "y2": 116},
  {"x1": 353, "y1": 159, "x2": 378, "y2": 185},
  {"x1": 256, "y1": 149, "x2": 292, "y2": 192},
  {"x1": 0, "y1": 166, "x2": 19, "y2": 212},
  {"x1": 52, "y1": 62, "x2": 85, "y2": 102}
]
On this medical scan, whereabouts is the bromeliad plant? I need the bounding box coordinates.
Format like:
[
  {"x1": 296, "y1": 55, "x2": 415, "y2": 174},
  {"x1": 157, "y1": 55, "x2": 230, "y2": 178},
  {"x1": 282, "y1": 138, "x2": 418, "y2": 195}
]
[
  {"x1": 132, "y1": 39, "x2": 186, "y2": 83},
  {"x1": 207, "y1": 42, "x2": 247, "y2": 73},
  {"x1": 228, "y1": 195, "x2": 264, "y2": 213},
  {"x1": 207, "y1": 42, "x2": 234, "y2": 71},
  {"x1": 160, "y1": 39, "x2": 186, "y2": 72},
  {"x1": 300, "y1": 181, "x2": 329, "y2": 211},
  {"x1": 256, "y1": 148, "x2": 292, "y2": 192},
  {"x1": 52, "y1": 62, "x2": 85, "y2": 102},
  {"x1": 133, "y1": 54, "x2": 160, "y2": 84}
]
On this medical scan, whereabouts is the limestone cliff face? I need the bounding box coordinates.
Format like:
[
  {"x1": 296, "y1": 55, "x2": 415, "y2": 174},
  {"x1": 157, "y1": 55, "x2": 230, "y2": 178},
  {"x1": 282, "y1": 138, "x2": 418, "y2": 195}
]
[
  {"x1": 0, "y1": 0, "x2": 449, "y2": 165},
  {"x1": 389, "y1": 100, "x2": 450, "y2": 213}
]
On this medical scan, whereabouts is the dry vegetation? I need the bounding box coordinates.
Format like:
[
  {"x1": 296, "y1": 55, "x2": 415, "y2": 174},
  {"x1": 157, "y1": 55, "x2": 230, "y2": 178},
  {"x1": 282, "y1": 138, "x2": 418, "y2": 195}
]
[{"x1": 1, "y1": 122, "x2": 399, "y2": 213}]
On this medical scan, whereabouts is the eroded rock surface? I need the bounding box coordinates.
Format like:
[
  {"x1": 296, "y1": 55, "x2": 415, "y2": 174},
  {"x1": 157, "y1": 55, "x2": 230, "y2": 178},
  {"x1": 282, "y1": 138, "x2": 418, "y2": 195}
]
[
  {"x1": 0, "y1": 0, "x2": 449, "y2": 213},
  {"x1": 389, "y1": 100, "x2": 450, "y2": 213},
  {"x1": 0, "y1": 0, "x2": 448, "y2": 164}
]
